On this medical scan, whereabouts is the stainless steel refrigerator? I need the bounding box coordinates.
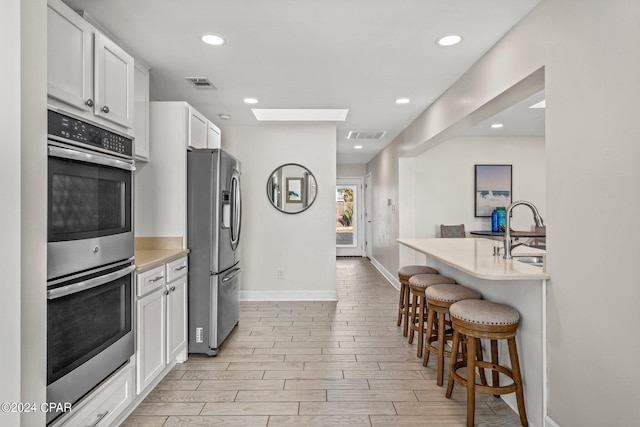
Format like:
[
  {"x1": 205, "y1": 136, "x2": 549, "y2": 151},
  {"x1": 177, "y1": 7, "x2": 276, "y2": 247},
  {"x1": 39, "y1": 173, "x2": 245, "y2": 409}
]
[{"x1": 187, "y1": 149, "x2": 241, "y2": 355}]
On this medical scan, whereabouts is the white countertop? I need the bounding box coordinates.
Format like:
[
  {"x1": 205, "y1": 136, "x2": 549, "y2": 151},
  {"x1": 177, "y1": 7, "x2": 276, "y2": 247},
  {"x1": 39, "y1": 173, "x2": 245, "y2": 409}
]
[{"x1": 397, "y1": 238, "x2": 549, "y2": 280}]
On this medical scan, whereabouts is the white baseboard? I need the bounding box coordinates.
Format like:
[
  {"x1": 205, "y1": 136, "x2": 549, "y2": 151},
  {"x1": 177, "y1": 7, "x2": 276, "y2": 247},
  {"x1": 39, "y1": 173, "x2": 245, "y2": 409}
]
[
  {"x1": 545, "y1": 416, "x2": 560, "y2": 427},
  {"x1": 240, "y1": 290, "x2": 339, "y2": 301},
  {"x1": 369, "y1": 256, "x2": 400, "y2": 290}
]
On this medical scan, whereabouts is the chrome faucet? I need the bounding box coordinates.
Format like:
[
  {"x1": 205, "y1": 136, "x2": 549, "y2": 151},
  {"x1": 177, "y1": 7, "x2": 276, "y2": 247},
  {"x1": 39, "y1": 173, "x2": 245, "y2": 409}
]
[{"x1": 503, "y1": 200, "x2": 544, "y2": 259}]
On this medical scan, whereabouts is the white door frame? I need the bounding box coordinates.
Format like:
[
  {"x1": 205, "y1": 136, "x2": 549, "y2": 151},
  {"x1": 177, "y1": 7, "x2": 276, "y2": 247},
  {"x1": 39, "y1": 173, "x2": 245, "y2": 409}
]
[
  {"x1": 336, "y1": 177, "x2": 364, "y2": 257},
  {"x1": 365, "y1": 173, "x2": 372, "y2": 259}
]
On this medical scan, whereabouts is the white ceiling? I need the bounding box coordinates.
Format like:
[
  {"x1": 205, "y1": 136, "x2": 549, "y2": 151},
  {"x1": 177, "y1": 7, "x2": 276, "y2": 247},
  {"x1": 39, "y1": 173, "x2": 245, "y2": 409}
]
[
  {"x1": 63, "y1": 0, "x2": 540, "y2": 164},
  {"x1": 463, "y1": 90, "x2": 545, "y2": 137}
]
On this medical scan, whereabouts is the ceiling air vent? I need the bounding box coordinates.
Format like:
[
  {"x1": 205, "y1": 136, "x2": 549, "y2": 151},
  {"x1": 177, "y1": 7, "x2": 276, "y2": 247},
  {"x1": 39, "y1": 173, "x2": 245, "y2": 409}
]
[
  {"x1": 347, "y1": 130, "x2": 386, "y2": 140},
  {"x1": 186, "y1": 77, "x2": 217, "y2": 90}
]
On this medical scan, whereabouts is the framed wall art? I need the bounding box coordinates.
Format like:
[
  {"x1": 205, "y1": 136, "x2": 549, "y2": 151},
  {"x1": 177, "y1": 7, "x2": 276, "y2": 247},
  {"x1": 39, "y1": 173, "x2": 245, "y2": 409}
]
[
  {"x1": 286, "y1": 177, "x2": 303, "y2": 203},
  {"x1": 474, "y1": 164, "x2": 512, "y2": 217}
]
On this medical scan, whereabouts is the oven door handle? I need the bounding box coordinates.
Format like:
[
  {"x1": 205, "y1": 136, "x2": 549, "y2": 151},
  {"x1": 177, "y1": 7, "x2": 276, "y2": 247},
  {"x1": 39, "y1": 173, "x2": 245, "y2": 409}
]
[
  {"x1": 48, "y1": 145, "x2": 135, "y2": 171},
  {"x1": 47, "y1": 265, "x2": 136, "y2": 300}
]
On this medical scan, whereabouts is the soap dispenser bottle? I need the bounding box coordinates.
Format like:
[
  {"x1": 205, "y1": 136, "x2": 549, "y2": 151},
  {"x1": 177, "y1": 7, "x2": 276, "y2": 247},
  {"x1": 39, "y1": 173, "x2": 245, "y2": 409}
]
[{"x1": 491, "y1": 209, "x2": 499, "y2": 232}]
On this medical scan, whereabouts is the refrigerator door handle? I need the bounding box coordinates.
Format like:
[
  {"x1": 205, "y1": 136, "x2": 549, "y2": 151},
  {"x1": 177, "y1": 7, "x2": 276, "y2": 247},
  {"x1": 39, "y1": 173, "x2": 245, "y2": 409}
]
[
  {"x1": 221, "y1": 268, "x2": 241, "y2": 283},
  {"x1": 230, "y1": 169, "x2": 241, "y2": 250}
]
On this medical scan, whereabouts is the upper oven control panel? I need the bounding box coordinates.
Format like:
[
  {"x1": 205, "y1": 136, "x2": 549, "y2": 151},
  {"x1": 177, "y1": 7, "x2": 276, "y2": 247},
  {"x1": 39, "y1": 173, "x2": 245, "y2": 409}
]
[{"x1": 48, "y1": 110, "x2": 133, "y2": 158}]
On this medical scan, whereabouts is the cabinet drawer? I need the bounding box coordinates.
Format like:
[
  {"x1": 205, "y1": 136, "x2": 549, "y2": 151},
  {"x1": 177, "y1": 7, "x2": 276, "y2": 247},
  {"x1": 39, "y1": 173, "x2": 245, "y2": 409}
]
[
  {"x1": 137, "y1": 265, "x2": 166, "y2": 297},
  {"x1": 57, "y1": 363, "x2": 134, "y2": 427},
  {"x1": 166, "y1": 256, "x2": 188, "y2": 283}
]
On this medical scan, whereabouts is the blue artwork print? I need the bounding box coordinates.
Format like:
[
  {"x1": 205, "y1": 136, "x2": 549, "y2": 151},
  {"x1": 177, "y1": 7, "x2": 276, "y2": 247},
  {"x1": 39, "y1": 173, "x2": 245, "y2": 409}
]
[{"x1": 475, "y1": 165, "x2": 512, "y2": 217}]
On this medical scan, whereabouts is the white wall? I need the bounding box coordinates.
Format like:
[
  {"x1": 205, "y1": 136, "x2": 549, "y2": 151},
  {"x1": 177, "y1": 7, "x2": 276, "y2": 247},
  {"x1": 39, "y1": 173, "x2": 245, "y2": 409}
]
[
  {"x1": 135, "y1": 102, "x2": 188, "y2": 244},
  {"x1": 367, "y1": 0, "x2": 640, "y2": 425},
  {"x1": 367, "y1": 142, "x2": 403, "y2": 277},
  {"x1": 337, "y1": 163, "x2": 366, "y2": 177},
  {"x1": 4, "y1": 0, "x2": 48, "y2": 425},
  {"x1": 1, "y1": 2, "x2": 23, "y2": 425},
  {"x1": 223, "y1": 124, "x2": 338, "y2": 301},
  {"x1": 413, "y1": 136, "x2": 545, "y2": 237}
]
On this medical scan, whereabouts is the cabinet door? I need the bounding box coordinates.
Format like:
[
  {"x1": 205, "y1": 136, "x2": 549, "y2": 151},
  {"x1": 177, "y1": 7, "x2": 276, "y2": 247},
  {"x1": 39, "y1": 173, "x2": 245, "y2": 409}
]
[
  {"x1": 166, "y1": 277, "x2": 188, "y2": 363},
  {"x1": 94, "y1": 33, "x2": 135, "y2": 128},
  {"x1": 136, "y1": 287, "x2": 166, "y2": 394},
  {"x1": 207, "y1": 121, "x2": 221, "y2": 149},
  {"x1": 47, "y1": 0, "x2": 93, "y2": 113},
  {"x1": 134, "y1": 62, "x2": 150, "y2": 160},
  {"x1": 188, "y1": 107, "x2": 208, "y2": 149}
]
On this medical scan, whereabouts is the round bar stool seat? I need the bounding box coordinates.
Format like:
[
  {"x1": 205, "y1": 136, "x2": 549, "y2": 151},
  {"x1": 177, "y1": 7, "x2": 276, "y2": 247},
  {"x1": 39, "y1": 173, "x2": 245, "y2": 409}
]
[
  {"x1": 407, "y1": 274, "x2": 455, "y2": 358},
  {"x1": 423, "y1": 284, "x2": 482, "y2": 386},
  {"x1": 445, "y1": 299, "x2": 528, "y2": 427},
  {"x1": 397, "y1": 265, "x2": 438, "y2": 337}
]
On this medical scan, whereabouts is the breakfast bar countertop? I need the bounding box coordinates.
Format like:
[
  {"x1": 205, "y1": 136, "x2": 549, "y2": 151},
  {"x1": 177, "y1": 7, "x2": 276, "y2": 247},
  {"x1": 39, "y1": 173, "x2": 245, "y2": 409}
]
[{"x1": 397, "y1": 237, "x2": 549, "y2": 280}]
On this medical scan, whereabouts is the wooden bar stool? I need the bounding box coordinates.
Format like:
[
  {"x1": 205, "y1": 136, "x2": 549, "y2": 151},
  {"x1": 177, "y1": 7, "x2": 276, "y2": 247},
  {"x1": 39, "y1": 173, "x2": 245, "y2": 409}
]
[
  {"x1": 407, "y1": 273, "x2": 455, "y2": 358},
  {"x1": 445, "y1": 299, "x2": 528, "y2": 427},
  {"x1": 423, "y1": 284, "x2": 481, "y2": 386},
  {"x1": 397, "y1": 265, "x2": 438, "y2": 337}
]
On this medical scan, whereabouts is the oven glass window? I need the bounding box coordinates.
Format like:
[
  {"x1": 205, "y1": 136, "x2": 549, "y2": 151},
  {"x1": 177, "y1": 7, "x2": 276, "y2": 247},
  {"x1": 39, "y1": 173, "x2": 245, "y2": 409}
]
[
  {"x1": 47, "y1": 271, "x2": 132, "y2": 385},
  {"x1": 48, "y1": 157, "x2": 131, "y2": 242}
]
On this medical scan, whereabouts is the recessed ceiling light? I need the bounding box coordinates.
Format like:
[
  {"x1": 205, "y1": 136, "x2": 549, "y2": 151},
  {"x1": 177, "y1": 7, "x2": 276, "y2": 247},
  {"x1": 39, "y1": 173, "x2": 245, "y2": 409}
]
[
  {"x1": 529, "y1": 100, "x2": 546, "y2": 109},
  {"x1": 491, "y1": 123, "x2": 504, "y2": 129},
  {"x1": 395, "y1": 98, "x2": 410, "y2": 104},
  {"x1": 201, "y1": 34, "x2": 225, "y2": 46},
  {"x1": 437, "y1": 35, "x2": 462, "y2": 46},
  {"x1": 354, "y1": 145, "x2": 363, "y2": 149},
  {"x1": 243, "y1": 98, "x2": 259, "y2": 104}
]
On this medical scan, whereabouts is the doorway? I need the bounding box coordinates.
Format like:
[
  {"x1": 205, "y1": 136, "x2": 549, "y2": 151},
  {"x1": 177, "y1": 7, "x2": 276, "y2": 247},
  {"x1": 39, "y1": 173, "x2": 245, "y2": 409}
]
[{"x1": 336, "y1": 178, "x2": 363, "y2": 257}]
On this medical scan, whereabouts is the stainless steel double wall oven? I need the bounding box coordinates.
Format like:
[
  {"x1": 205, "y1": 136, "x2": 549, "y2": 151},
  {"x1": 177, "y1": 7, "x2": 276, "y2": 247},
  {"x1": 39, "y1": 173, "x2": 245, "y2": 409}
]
[{"x1": 46, "y1": 109, "x2": 135, "y2": 423}]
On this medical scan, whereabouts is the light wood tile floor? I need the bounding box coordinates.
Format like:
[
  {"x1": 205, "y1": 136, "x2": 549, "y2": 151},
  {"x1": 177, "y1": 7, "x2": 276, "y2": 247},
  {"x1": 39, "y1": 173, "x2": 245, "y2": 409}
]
[{"x1": 122, "y1": 258, "x2": 524, "y2": 426}]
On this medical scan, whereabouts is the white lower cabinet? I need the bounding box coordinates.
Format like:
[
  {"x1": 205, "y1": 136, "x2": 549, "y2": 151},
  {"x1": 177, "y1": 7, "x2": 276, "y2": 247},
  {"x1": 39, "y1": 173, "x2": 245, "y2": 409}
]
[
  {"x1": 136, "y1": 282, "x2": 166, "y2": 393},
  {"x1": 53, "y1": 363, "x2": 134, "y2": 427},
  {"x1": 166, "y1": 275, "x2": 188, "y2": 363},
  {"x1": 136, "y1": 256, "x2": 188, "y2": 395}
]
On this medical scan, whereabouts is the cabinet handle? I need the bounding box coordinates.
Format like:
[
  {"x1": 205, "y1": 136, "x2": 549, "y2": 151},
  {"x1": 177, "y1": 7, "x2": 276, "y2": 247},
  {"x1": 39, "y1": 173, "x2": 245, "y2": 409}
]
[
  {"x1": 164, "y1": 289, "x2": 170, "y2": 296},
  {"x1": 86, "y1": 411, "x2": 109, "y2": 427},
  {"x1": 170, "y1": 286, "x2": 176, "y2": 292},
  {"x1": 149, "y1": 275, "x2": 164, "y2": 283},
  {"x1": 85, "y1": 98, "x2": 94, "y2": 107},
  {"x1": 101, "y1": 105, "x2": 110, "y2": 113},
  {"x1": 174, "y1": 265, "x2": 187, "y2": 271}
]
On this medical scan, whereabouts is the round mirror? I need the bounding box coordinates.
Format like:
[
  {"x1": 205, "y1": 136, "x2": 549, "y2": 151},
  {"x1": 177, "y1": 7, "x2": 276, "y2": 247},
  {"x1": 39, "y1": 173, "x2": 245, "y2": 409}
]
[{"x1": 266, "y1": 163, "x2": 318, "y2": 214}]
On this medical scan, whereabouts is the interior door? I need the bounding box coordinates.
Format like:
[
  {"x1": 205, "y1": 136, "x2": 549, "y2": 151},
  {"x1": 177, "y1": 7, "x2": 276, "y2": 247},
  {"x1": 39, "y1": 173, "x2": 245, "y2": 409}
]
[{"x1": 336, "y1": 178, "x2": 364, "y2": 257}]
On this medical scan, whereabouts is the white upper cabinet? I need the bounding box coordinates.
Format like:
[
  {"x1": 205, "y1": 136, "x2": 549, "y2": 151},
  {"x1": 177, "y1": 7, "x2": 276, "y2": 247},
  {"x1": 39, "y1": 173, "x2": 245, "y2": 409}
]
[
  {"x1": 94, "y1": 33, "x2": 135, "y2": 128},
  {"x1": 47, "y1": 0, "x2": 93, "y2": 113},
  {"x1": 207, "y1": 121, "x2": 222, "y2": 149},
  {"x1": 47, "y1": 0, "x2": 135, "y2": 131},
  {"x1": 188, "y1": 106, "x2": 208, "y2": 149}
]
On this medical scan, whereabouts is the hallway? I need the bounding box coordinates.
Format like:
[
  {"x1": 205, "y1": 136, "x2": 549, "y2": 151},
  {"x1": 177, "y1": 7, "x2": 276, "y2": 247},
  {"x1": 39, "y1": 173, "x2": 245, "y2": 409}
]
[{"x1": 122, "y1": 258, "x2": 522, "y2": 426}]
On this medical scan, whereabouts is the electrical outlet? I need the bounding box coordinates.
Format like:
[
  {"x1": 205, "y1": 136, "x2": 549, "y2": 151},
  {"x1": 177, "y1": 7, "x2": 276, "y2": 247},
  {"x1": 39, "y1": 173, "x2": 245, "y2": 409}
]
[
  {"x1": 277, "y1": 268, "x2": 285, "y2": 279},
  {"x1": 195, "y1": 327, "x2": 203, "y2": 343}
]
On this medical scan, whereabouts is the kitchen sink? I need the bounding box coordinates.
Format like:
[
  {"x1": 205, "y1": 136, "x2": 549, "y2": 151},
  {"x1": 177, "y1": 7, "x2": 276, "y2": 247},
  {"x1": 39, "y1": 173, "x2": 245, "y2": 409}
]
[{"x1": 513, "y1": 255, "x2": 544, "y2": 267}]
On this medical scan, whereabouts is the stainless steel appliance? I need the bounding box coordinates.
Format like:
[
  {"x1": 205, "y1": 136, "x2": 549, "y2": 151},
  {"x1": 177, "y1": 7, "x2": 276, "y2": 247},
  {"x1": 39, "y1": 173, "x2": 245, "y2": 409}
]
[
  {"x1": 46, "y1": 260, "x2": 135, "y2": 422},
  {"x1": 187, "y1": 149, "x2": 241, "y2": 355},
  {"x1": 46, "y1": 109, "x2": 135, "y2": 423},
  {"x1": 47, "y1": 109, "x2": 135, "y2": 279}
]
